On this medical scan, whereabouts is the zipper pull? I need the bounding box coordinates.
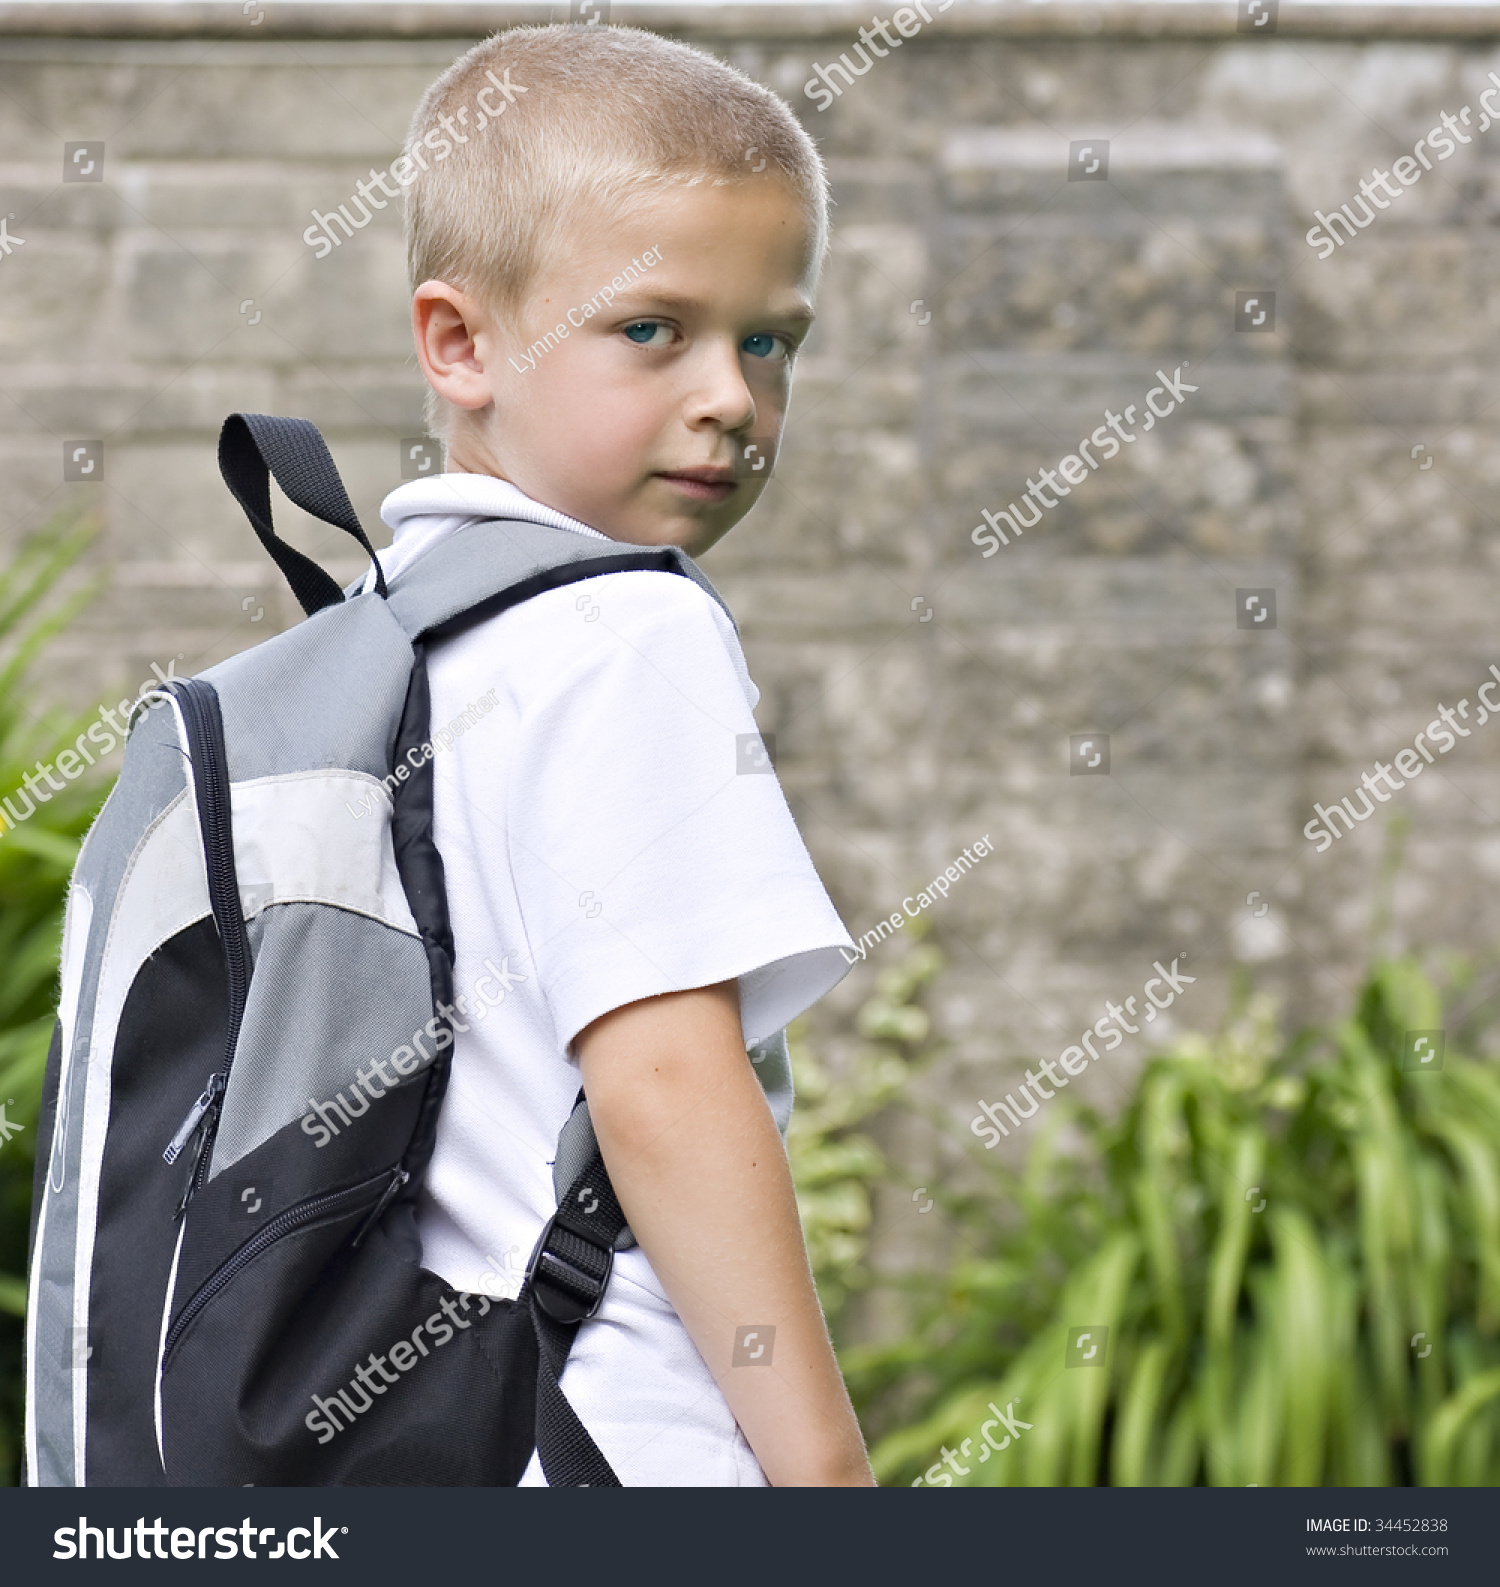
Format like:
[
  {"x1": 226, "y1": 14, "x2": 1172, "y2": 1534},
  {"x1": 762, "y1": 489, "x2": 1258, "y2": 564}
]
[
  {"x1": 163, "y1": 1073, "x2": 224, "y2": 1166},
  {"x1": 352, "y1": 1166, "x2": 409, "y2": 1249}
]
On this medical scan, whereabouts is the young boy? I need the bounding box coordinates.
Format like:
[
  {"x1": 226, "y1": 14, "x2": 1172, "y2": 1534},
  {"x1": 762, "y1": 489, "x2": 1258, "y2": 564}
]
[{"x1": 364, "y1": 24, "x2": 874, "y2": 1485}]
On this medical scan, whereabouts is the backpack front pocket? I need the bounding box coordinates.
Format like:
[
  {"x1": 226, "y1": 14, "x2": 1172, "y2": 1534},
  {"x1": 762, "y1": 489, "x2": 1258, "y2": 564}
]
[{"x1": 159, "y1": 1180, "x2": 536, "y2": 1486}]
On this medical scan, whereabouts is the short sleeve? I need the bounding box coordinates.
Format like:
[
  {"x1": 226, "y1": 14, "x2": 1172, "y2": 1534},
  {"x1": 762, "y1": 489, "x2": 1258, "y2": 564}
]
[{"x1": 506, "y1": 571, "x2": 854, "y2": 1053}]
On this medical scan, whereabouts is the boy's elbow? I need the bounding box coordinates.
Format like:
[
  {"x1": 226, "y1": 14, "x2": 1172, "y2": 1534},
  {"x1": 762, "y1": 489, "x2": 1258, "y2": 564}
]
[
  {"x1": 582, "y1": 1040, "x2": 719, "y2": 1152},
  {"x1": 576, "y1": 981, "x2": 756, "y2": 1155}
]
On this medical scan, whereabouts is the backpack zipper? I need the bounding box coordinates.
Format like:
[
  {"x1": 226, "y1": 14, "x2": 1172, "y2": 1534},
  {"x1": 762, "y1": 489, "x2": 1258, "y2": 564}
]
[
  {"x1": 351, "y1": 1166, "x2": 409, "y2": 1250},
  {"x1": 161, "y1": 1168, "x2": 395, "y2": 1368},
  {"x1": 159, "y1": 679, "x2": 253, "y2": 1214}
]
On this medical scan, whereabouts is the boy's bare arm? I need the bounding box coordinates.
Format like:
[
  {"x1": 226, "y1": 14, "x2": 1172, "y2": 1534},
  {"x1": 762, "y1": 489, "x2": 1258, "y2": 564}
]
[{"x1": 575, "y1": 980, "x2": 875, "y2": 1486}]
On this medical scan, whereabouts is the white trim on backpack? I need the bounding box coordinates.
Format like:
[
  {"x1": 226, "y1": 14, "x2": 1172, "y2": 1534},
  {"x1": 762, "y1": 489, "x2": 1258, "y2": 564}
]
[
  {"x1": 70, "y1": 694, "x2": 210, "y2": 1485},
  {"x1": 229, "y1": 770, "x2": 421, "y2": 940},
  {"x1": 154, "y1": 1221, "x2": 187, "y2": 1472},
  {"x1": 24, "y1": 881, "x2": 94, "y2": 1484}
]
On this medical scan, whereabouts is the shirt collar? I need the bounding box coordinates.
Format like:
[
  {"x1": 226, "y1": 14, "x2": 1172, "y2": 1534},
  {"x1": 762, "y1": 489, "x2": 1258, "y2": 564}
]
[{"x1": 362, "y1": 473, "x2": 610, "y2": 595}]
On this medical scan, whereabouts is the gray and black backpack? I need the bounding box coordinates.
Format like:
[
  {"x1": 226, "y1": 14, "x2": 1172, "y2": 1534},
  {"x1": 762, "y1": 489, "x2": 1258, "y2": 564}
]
[{"x1": 24, "y1": 414, "x2": 736, "y2": 1487}]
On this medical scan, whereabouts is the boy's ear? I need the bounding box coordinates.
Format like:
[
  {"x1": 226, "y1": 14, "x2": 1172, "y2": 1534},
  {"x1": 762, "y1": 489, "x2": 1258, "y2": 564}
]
[{"x1": 412, "y1": 280, "x2": 494, "y2": 412}]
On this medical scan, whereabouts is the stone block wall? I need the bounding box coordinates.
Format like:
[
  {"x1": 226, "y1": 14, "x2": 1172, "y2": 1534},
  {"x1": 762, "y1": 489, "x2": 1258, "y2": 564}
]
[{"x1": 3, "y1": 2, "x2": 1500, "y2": 1312}]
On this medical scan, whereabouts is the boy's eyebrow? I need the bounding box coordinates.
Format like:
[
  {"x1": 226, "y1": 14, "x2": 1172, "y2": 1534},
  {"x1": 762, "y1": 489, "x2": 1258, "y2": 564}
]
[{"x1": 617, "y1": 287, "x2": 815, "y2": 325}]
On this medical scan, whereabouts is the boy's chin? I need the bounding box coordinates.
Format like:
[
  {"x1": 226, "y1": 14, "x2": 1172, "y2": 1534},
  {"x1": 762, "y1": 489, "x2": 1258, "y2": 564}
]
[
  {"x1": 595, "y1": 494, "x2": 748, "y2": 556},
  {"x1": 602, "y1": 518, "x2": 733, "y2": 558}
]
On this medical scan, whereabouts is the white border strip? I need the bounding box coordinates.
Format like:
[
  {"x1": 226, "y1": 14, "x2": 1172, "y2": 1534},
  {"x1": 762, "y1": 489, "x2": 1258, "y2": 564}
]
[{"x1": 69, "y1": 694, "x2": 201, "y2": 1485}]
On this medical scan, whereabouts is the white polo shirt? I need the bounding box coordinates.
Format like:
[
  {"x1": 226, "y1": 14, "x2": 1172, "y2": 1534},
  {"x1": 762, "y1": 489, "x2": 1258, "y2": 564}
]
[{"x1": 363, "y1": 475, "x2": 855, "y2": 1485}]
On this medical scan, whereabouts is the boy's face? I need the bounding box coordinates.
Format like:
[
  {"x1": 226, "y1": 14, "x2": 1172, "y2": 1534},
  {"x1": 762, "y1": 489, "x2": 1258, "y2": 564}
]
[{"x1": 413, "y1": 175, "x2": 818, "y2": 558}]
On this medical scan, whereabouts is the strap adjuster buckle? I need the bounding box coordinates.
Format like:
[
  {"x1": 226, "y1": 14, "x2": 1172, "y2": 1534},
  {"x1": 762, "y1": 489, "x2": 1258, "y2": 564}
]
[{"x1": 524, "y1": 1211, "x2": 615, "y2": 1325}]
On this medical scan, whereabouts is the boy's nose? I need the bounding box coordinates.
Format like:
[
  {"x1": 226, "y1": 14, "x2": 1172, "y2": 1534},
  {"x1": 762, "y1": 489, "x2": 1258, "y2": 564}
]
[{"x1": 681, "y1": 343, "x2": 758, "y2": 432}]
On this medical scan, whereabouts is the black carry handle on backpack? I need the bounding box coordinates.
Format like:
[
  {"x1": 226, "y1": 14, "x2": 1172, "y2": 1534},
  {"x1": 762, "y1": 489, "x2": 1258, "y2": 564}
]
[
  {"x1": 24, "y1": 416, "x2": 732, "y2": 1487},
  {"x1": 218, "y1": 412, "x2": 390, "y2": 614}
]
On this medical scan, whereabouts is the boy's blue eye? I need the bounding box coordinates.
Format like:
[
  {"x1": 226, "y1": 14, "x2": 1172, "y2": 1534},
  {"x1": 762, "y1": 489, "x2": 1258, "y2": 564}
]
[
  {"x1": 742, "y1": 332, "x2": 786, "y2": 360},
  {"x1": 623, "y1": 321, "x2": 666, "y2": 345}
]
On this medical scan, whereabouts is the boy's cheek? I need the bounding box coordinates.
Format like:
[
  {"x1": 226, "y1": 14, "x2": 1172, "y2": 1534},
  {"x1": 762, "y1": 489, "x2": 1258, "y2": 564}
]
[{"x1": 523, "y1": 372, "x2": 655, "y2": 460}]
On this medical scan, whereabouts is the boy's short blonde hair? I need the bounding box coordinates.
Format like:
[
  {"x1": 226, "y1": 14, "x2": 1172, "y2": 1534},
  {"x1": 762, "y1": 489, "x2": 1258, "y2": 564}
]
[{"x1": 406, "y1": 24, "x2": 829, "y2": 438}]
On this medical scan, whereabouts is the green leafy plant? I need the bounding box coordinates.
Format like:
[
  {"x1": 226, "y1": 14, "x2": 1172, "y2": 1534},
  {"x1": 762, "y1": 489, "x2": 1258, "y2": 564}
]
[
  {"x1": 788, "y1": 936, "x2": 941, "y2": 1329},
  {"x1": 854, "y1": 961, "x2": 1500, "y2": 1486},
  {"x1": 0, "y1": 507, "x2": 108, "y2": 1486}
]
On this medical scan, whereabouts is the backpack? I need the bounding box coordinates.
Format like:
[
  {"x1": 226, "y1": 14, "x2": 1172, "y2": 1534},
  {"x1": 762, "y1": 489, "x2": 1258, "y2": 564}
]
[{"x1": 24, "y1": 414, "x2": 737, "y2": 1487}]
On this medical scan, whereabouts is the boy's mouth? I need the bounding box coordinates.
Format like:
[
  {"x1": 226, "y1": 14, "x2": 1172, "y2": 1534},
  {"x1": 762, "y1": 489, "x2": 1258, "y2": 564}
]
[{"x1": 655, "y1": 466, "x2": 736, "y2": 504}]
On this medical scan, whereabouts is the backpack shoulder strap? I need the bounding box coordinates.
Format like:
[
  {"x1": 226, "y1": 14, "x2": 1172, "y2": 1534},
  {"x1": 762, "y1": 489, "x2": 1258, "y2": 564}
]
[
  {"x1": 377, "y1": 517, "x2": 737, "y2": 645},
  {"x1": 524, "y1": 1097, "x2": 630, "y2": 1487}
]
